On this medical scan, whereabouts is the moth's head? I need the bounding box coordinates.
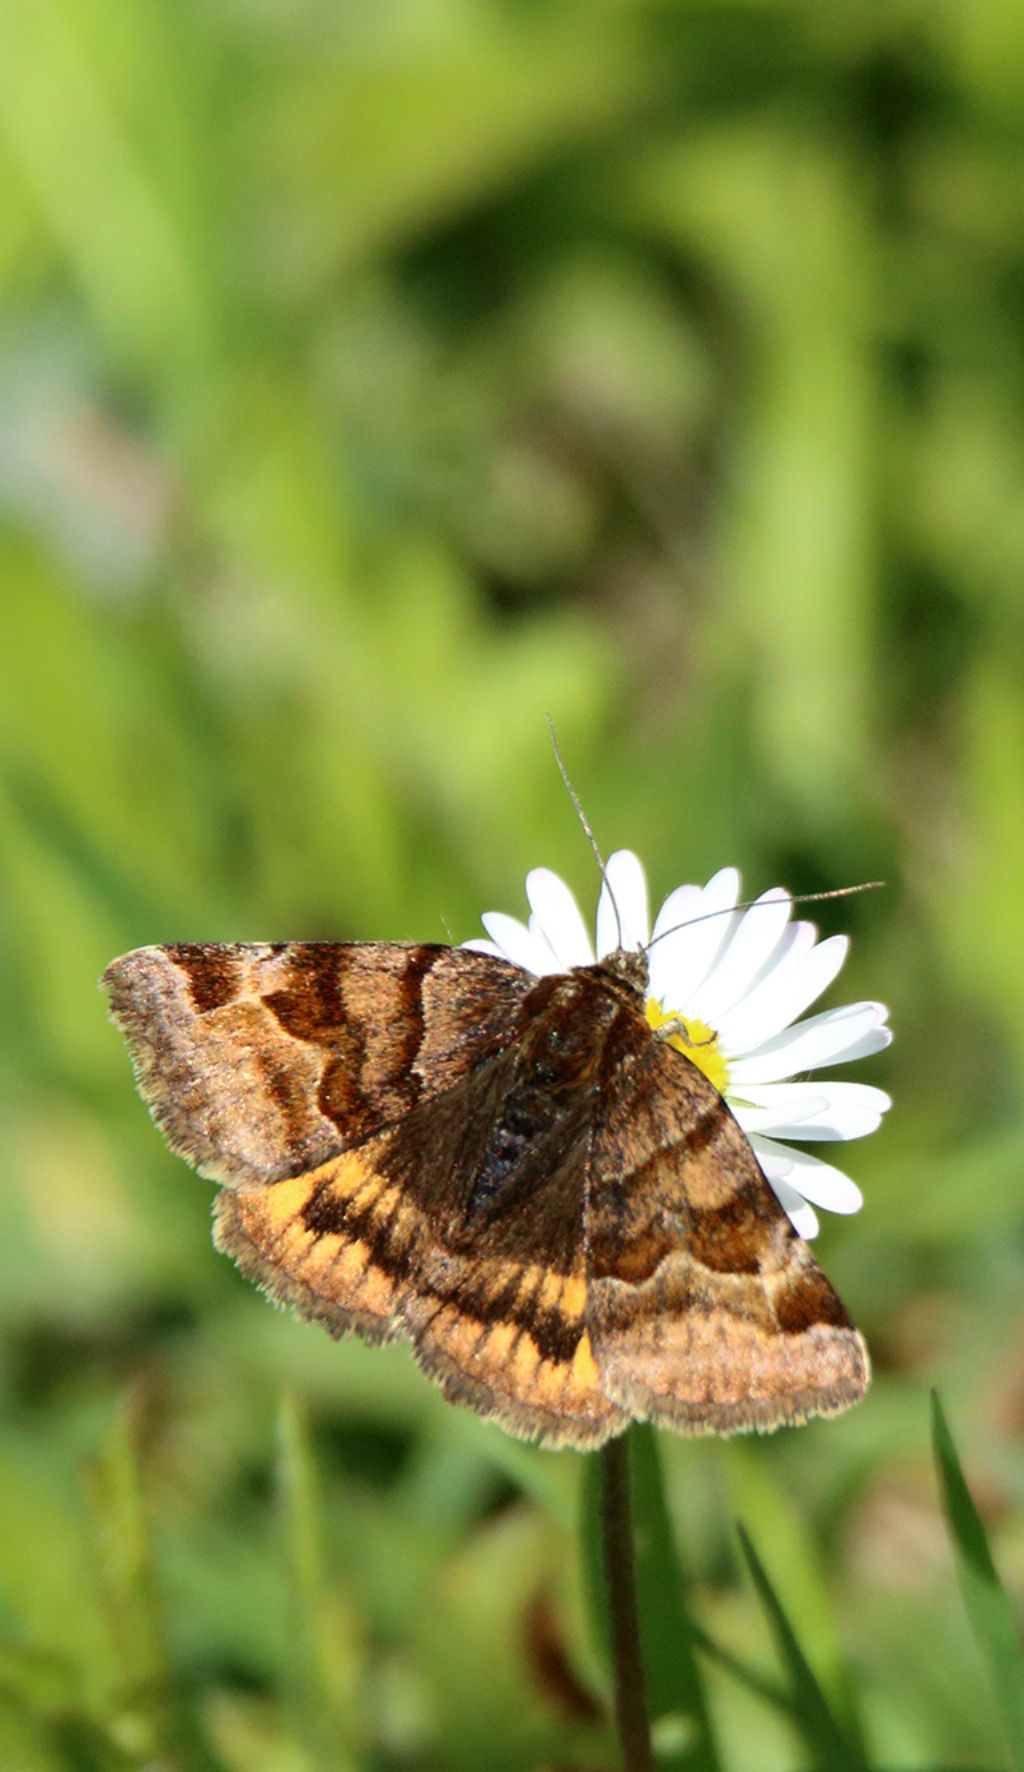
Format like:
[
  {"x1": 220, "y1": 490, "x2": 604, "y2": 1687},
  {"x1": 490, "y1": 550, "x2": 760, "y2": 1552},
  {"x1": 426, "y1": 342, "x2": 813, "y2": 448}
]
[{"x1": 597, "y1": 947, "x2": 649, "y2": 997}]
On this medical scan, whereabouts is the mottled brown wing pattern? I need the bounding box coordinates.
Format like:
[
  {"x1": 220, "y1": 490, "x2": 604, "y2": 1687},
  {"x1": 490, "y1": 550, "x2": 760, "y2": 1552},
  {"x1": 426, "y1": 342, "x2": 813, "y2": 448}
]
[
  {"x1": 104, "y1": 945, "x2": 625, "y2": 1447},
  {"x1": 103, "y1": 941, "x2": 868, "y2": 1448},
  {"x1": 103, "y1": 942, "x2": 534, "y2": 1186},
  {"x1": 214, "y1": 1033, "x2": 626, "y2": 1447},
  {"x1": 583, "y1": 1003, "x2": 869, "y2": 1435}
]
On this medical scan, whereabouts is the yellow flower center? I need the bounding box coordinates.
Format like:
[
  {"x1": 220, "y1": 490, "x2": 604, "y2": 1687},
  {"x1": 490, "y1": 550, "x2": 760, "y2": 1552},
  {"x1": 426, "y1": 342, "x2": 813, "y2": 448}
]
[{"x1": 645, "y1": 998, "x2": 730, "y2": 1097}]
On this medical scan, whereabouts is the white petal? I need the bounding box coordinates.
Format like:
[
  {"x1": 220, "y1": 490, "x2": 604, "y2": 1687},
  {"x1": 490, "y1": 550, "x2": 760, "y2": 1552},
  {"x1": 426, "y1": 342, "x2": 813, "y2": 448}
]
[
  {"x1": 714, "y1": 917, "x2": 817, "y2": 1025},
  {"x1": 527, "y1": 913, "x2": 561, "y2": 972},
  {"x1": 647, "y1": 867, "x2": 741, "y2": 1005},
  {"x1": 732, "y1": 1093, "x2": 832, "y2": 1135},
  {"x1": 480, "y1": 911, "x2": 555, "y2": 975},
  {"x1": 753, "y1": 1137, "x2": 864, "y2": 1215},
  {"x1": 690, "y1": 889, "x2": 792, "y2": 1025},
  {"x1": 825, "y1": 1081, "x2": 891, "y2": 1114},
  {"x1": 728, "y1": 1002, "x2": 891, "y2": 1085},
  {"x1": 732, "y1": 1081, "x2": 891, "y2": 1142},
  {"x1": 646, "y1": 884, "x2": 700, "y2": 1000},
  {"x1": 718, "y1": 934, "x2": 849, "y2": 1055},
  {"x1": 525, "y1": 868, "x2": 594, "y2": 969},
  {"x1": 461, "y1": 939, "x2": 504, "y2": 958},
  {"x1": 762, "y1": 1170, "x2": 821, "y2": 1240},
  {"x1": 827, "y1": 1024, "x2": 893, "y2": 1065},
  {"x1": 746, "y1": 1111, "x2": 883, "y2": 1144},
  {"x1": 738, "y1": 903, "x2": 812, "y2": 996},
  {"x1": 651, "y1": 882, "x2": 702, "y2": 942},
  {"x1": 596, "y1": 850, "x2": 650, "y2": 956},
  {"x1": 750, "y1": 1140, "x2": 795, "y2": 1182}
]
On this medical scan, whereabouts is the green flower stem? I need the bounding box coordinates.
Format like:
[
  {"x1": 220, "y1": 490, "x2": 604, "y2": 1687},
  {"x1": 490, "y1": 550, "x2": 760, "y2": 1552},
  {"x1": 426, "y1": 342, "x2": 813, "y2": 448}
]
[{"x1": 600, "y1": 1431, "x2": 655, "y2": 1772}]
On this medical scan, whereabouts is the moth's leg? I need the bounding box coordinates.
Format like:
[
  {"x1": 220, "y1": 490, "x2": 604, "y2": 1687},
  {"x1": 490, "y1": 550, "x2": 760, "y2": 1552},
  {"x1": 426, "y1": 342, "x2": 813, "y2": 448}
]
[{"x1": 652, "y1": 1014, "x2": 717, "y2": 1048}]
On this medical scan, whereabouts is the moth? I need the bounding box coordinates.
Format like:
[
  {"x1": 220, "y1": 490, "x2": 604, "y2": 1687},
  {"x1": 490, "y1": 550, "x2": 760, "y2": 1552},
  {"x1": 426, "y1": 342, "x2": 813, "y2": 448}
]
[{"x1": 103, "y1": 934, "x2": 868, "y2": 1448}]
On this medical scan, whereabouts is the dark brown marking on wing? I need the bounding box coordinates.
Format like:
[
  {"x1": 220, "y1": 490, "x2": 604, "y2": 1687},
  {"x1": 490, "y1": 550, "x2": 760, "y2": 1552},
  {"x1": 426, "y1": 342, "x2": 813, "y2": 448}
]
[
  {"x1": 262, "y1": 944, "x2": 347, "y2": 1041},
  {"x1": 593, "y1": 1074, "x2": 724, "y2": 1184},
  {"x1": 411, "y1": 1283, "x2": 584, "y2": 1369},
  {"x1": 319, "y1": 943, "x2": 436, "y2": 1134},
  {"x1": 262, "y1": 945, "x2": 454, "y2": 1145},
  {"x1": 255, "y1": 1048, "x2": 310, "y2": 1143},
  {"x1": 298, "y1": 1152, "x2": 586, "y2": 1368},
  {"x1": 316, "y1": 1038, "x2": 368, "y2": 1130},
  {"x1": 586, "y1": 1048, "x2": 736, "y2": 1285},
  {"x1": 302, "y1": 1174, "x2": 355, "y2": 1238},
  {"x1": 687, "y1": 1178, "x2": 782, "y2": 1276},
  {"x1": 775, "y1": 1270, "x2": 854, "y2": 1332},
  {"x1": 532, "y1": 1304, "x2": 584, "y2": 1366},
  {"x1": 389, "y1": 943, "x2": 435, "y2": 1096},
  {"x1": 164, "y1": 944, "x2": 242, "y2": 1012},
  {"x1": 591, "y1": 1228, "x2": 678, "y2": 1286},
  {"x1": 452, "y1": 1269, "x2": 584, "y2": 1367},
  {"x1": 300, "y1": 1171, "x2": 409, "y2": 1258}
]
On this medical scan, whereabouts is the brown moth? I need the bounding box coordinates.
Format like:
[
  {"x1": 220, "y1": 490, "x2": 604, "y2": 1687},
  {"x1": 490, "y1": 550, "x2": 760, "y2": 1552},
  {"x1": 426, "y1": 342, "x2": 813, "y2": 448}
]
[{"x1": 102, "y1": 938, "x2": 869, "y2": 1449}]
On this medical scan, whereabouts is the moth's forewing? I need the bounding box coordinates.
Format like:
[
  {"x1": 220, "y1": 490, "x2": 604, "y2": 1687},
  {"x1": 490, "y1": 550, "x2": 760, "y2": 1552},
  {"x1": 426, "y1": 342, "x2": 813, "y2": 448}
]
[{"x1": 582, "y1": 999, "x2": 868, "y2": 1434}]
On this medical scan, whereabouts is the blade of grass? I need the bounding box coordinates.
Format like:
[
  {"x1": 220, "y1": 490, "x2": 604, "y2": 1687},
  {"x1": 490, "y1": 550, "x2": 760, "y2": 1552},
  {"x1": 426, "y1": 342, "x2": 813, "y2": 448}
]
[
  {"x1": 631, "y1": 1426, "x2": 720, "y2": 1771},
  {"x1": 689, "y1": 1623, "x2": 796, "y2": 1719},
  {"x1": 931, "y1": 1391, "x2": 1024, "y2": 1772},
  {"x1": 724, "y1": 1439, "x2": 860, "y2": 1718},
  {"x1": 736, "y1": 1522, "x2": 867, "y2": 1772},
  {"x1": 276, "y1": 1390, "x2": 361, "y2": 1772},
  {"x1": 81, "y1": 1393, "x2": 176, "y2": 1767}
]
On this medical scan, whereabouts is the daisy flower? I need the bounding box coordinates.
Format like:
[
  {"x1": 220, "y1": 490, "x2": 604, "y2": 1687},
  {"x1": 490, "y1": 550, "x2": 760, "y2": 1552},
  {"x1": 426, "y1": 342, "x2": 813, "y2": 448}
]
[{"x1": 465, "y1": 850, "x2": 891, "y2": 1239}]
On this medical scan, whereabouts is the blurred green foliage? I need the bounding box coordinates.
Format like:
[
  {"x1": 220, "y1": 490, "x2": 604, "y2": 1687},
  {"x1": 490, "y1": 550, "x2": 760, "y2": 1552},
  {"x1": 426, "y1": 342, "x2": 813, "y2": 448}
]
[{"x1": 1, "y1": 0, "x2": 1023, "y2": 1767}]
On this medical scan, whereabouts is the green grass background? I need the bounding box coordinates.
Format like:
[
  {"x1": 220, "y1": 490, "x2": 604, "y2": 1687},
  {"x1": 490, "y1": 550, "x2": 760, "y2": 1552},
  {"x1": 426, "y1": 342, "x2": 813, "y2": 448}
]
[{"x1": 1, "y1": 2, "x2": 1023, "y2": 1768}]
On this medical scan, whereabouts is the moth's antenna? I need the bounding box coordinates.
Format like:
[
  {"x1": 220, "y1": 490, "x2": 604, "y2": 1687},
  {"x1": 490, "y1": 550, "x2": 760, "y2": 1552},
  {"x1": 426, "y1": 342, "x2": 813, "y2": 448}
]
[
  {"x1": 547, "y1": 717, "x2": 606, "y2": 874},
  {"x1": 644, "y1": 880, "x2": 884, "y2": 954},
  {"x1": 789, "y1": 881, "x2": 884, "y2": 906},
  {"x1": 546, "y1": 716, "x2": 623, "y2": 948}
]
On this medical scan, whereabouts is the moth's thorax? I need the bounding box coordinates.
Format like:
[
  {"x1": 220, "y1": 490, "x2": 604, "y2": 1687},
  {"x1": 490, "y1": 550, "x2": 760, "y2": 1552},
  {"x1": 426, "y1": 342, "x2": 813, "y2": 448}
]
[
  {"x1": 592, "y1": 946, "x2": 649, "y2": 999},
  {"x1": 515, "y1": 964, "x2": 627, "y2": 1087}
]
